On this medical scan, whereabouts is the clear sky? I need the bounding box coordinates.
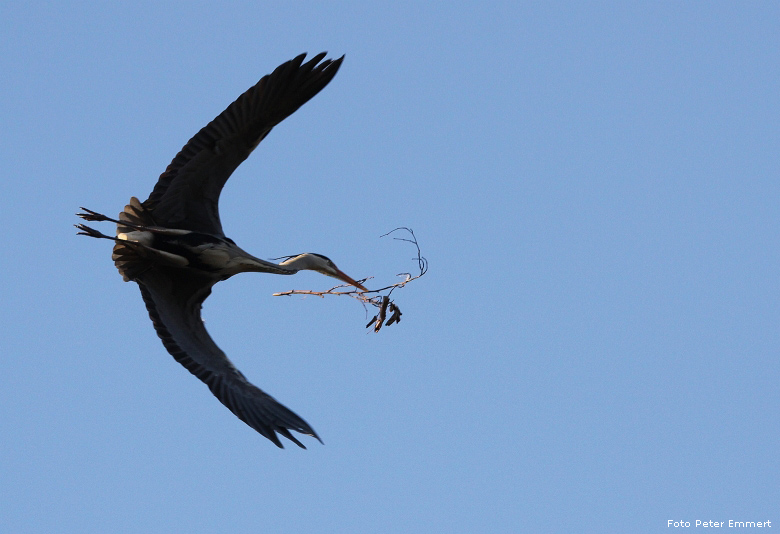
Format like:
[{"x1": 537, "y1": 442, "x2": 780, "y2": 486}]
[{"x1": 1, "y1": 2, "x2": 778, "y2": 532}]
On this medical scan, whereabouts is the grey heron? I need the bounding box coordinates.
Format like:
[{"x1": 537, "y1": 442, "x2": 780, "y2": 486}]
[{"x1": 76, "y1": 53, "x2": 365, "y2": 448}]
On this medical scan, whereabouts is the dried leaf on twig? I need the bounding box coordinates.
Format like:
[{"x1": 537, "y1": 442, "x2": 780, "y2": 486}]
[{"x1": 273, "y1": 227, "x2": 426, "y2": 333}]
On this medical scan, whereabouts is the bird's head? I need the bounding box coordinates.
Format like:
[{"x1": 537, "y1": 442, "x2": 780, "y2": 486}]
[{"x1": 279, "y1": 253, "x2": 367, "y2": 291}]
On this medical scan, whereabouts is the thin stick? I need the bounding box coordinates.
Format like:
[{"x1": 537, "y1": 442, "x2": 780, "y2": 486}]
[{"x1": 273, "y1": 227, "x2": 427, "y2": 333}]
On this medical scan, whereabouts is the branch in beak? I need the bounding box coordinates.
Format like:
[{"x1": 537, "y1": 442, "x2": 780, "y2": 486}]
[{"x1": 331, "y1": 268, "x2": 367, "y2": 291}]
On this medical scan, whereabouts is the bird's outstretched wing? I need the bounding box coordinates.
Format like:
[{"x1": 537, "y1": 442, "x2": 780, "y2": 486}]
[
  {"x1": 135, "y1": 266, "x2": 320, "y2": 448},
  {"x1": 143, "y1": 52, "x2": 343, "y2": 236}
]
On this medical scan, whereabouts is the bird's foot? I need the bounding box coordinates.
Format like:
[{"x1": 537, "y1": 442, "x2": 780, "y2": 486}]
[
  {"x1": 75, "y1": 223, "x2": 117, "y2": 241},
  {"x1": 76, "y1": 207, "x2": 117, "y2": 223},
  {"x1": 77, "y1": 207, "x2": 155, "y2": 233}
]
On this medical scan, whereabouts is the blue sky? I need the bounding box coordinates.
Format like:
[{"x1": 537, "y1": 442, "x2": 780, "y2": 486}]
[{"x1": 2, "y1": 2, "x2": 778, "y2": 532}]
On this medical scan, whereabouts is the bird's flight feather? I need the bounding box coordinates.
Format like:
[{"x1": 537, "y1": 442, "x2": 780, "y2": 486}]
[
  {"x1": 136, "y1": 268, "x2": 320, "y2": 448},
  {"x1": 106, "y1": 53, "x2": 342, "y2": 447},
  {"x1": 144, "y1": 52, "x2": 343, "y2": 236}
]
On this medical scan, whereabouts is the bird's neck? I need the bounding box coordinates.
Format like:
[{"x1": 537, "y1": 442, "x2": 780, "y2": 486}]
[{"x1": 231, "y1": 255, "x2": 296, "y2": 275}]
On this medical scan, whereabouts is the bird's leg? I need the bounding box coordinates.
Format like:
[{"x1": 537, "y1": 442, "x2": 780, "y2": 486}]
[
  {"x1": 77, "y1": 207, "x2": 157, "y2": 234},
  {"x1": 77, "y1": 207, "x2": 186, "y2": 236},
  {"x1": 77, "y1": 207, "x2": 157, "y2": 232},
  {"x1": 77, "y1": 207, "x2": 159, "y2": 235},
  {"x1": 76, "y1": 207, "x2": 128, "y2": 225},
  {"x1": 74, "y1": 223, "x2": 123, "y2": 242},
  {"x1": 76, "y1": 223, "x2": 189, "y2": 271}
]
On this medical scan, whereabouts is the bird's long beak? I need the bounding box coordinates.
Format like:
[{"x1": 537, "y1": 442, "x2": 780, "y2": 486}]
[{"x1": 331, "y1": 268, "x2": 367, "y2": 291}]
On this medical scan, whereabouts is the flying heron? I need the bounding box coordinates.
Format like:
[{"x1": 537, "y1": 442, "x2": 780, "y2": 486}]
[{"x1": 76, "y1": 53, "x2": 365, "y2": 448}]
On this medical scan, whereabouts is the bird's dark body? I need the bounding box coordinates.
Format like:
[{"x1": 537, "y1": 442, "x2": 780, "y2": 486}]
[
  {"x1": 151, "y1": 232, "x2": 234, "y2": 274},
  {"x1": 78, "y1": 53, "x2": 350, "y2": 448}
]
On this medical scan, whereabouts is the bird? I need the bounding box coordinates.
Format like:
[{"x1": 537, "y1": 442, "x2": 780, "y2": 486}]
[{"x1": 76, "y1": 52, "x2": 366, "y2": 449}]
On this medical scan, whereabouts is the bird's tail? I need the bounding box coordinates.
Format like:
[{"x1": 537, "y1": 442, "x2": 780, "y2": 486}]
[{"x1": 112, "y1": 197, "x2": 161, "y2": 281}]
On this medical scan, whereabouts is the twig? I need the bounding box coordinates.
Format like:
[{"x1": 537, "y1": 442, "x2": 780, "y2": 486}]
[{"x1": 273, "y1": 227, "x2": 426, "y2": 332}]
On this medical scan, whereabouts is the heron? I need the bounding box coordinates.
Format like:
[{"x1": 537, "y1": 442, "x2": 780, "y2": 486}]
[{"x1": 76, "y1": 53, "x2": 365, "y2": 449}]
